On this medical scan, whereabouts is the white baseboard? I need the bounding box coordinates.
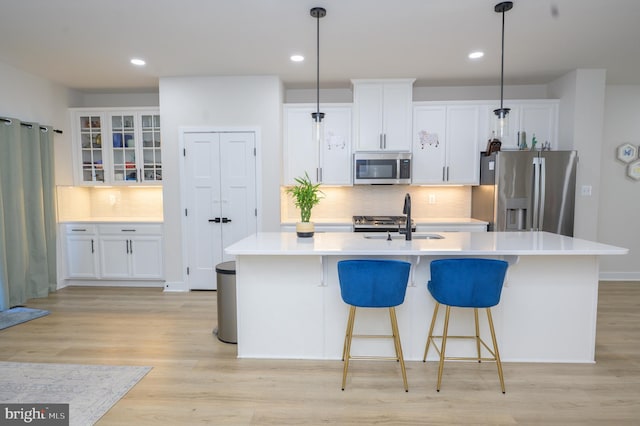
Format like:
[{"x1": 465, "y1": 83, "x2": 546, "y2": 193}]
[
  {"x1": 163, "y1": 281, "x2": 189, "y2": 292},
  {"x1": 63, "y1": 280, "x2": 164, "y2": 288},
  {"x1": 599, "y1": 271, "x2": 640, "y2": 281}
]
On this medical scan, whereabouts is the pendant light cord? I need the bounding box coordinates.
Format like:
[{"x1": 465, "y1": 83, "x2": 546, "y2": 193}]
[
  {"x1": 499, "y1": 7, "x2": 506, "y2": 111},
  {"x1": 500, "y1": 9, "x2": 504, "y2": 109},
  {"x1": 310, "y1": 7, "x2": 325, "y2": 123},
  {"x1": 316, "y1": 11, "x2": 320, "y2": 120}
]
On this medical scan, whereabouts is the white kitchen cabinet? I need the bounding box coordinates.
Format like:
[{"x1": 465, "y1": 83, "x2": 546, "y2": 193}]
[
  {"x1": 283, "y1": 104, "x2": 352, "y2": 185},
  {"x1": 485, "y1": 100, "x2": 559, "y2": 150},
  {"x1": 71, "y1": 108, "x2": 161, "y2": 186},
  {"x1": 352, "y1": 79, "x2": 414, "y2": 152},
  {"x1": 63, "y1": 224, "x2": 99, "y2": 278},
  {"x1": 412, "y1": 102, "x2": 486, "y2": 185},
  {"x1": 61, "y1": 222, "x2": 163, "y2": 282},
  {"x1": 98, "y1": 224, "x2": 163, "y2": 279}
]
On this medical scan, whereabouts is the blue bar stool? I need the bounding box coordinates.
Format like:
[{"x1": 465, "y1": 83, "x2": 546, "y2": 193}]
[
  {"x1": 337, "y1": 259, "x2": 411, "y2": 392},
  {"x1": 423, "y1": 258, "x2": 509, "y2": 393}
]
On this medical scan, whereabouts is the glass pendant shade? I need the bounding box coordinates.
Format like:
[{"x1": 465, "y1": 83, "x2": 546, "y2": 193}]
[{"x1": 494, "y1": 107, "x2": 510, "y2": 141}]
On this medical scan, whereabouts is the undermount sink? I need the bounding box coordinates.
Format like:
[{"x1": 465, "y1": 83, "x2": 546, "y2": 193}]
[{"x1": 363, "y1": 233, "x2": 444, "y2": 240}]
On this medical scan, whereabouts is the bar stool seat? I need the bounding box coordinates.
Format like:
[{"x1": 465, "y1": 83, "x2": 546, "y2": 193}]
[
  {"x1": 423, "y1": 258, "x2": 509, "y2": 393},
  {"x1": 337, "y1": 259, "x2": 411, "y2": 392}
]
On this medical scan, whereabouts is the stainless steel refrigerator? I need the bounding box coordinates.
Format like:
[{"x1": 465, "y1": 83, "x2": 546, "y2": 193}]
[{"x1": 471, "y1": 150, "x2": 578, "y2": 236}]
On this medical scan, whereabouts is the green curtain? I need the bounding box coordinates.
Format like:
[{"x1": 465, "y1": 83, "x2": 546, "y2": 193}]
[{"x1": 0, "y1": 118, "x2": 57, "y2": 310}]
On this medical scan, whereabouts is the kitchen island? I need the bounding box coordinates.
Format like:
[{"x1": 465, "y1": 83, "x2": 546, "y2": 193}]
[{"x1": 225, "y1": 231, "x2": 627, "y2": 363}]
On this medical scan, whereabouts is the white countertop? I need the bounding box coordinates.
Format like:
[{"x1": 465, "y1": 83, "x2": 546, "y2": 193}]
[
  {"x1": 280, "y1": 217, "x2": 488, "y2": 226},
  {"x1": 225, "y1": 231, "x2": 628, "y2": 256},
  {"x1": 59, "y1": 217, "x2": 163, "y2": 223}
]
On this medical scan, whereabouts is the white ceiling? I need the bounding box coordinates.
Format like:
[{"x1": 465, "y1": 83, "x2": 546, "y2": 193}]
[{"x1": 1, "y1": 0, "x2": 639, "y2": 91}]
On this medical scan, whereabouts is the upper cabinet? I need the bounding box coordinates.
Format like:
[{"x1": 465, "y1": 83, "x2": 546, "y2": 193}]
[
  {"x1": 71, "y1": 108, "x2": 161, "y2": 186},
  {"x1": 412, "y1": 102, "x2": 488, "y2": 185},
  {"x1": 283, "y1": 104, "x2": 352, "y2": 186},
  {"x1": 352, "y1": 79, "x2": 414, "y2": 152},
  {"x1": 486, "y1": 100, "x2": 559, "y2": 150}
]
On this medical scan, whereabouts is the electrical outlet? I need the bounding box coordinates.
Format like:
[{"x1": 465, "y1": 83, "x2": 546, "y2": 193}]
[
  {"x1": 428, "y1": 194, "x2": 436, "y2": 204},
  {"x1": 581, "y1": 185, "x2": 592, "y2": 196}
]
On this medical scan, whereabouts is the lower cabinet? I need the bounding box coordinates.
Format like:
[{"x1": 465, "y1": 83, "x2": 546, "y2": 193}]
[
  {"x1": 63, "y1": 224, "x2": 99, "y2": 278},
  {"x1": 61, "y1": 222, "x2": 163, "y2": 283}
]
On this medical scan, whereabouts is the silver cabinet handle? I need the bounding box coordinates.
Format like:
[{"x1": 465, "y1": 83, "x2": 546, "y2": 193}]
[
  {"x1": 442, "y1": 166, "x2": 446, "y2": 181},
  {"x1": 91, "y1": 239, "x2": 94, "y2": 254},
  {"x1": 383, "y1": 134, "x2": 387, "y2": 149},
  {"x1": 379, "y1": 134, "x2": 383, "y2": 149},
  {"x1": 129, "y1": 239, "x2": 133, "y2": 254}
]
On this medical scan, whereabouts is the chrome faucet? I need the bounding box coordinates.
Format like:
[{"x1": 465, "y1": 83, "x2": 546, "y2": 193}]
[{"x1": 401, "y1": 193, "x2": 412, "y2": 241}]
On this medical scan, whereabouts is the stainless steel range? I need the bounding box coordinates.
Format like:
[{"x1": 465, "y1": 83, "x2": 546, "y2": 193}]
[{"x1": 352, "y1": 215, "x2": 416, "y2": 232}]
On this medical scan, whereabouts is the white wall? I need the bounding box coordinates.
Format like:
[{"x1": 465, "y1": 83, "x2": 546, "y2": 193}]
[
  {"x1": 284, "y1": 84, "x2": 550, "y2": 104},
  {"x1": 598, "y1": 86, "x2": 640, "y2": 280},
  {"x1": 0, "y1": 61, "x2": 80, "y2": 185},
  {"x1": 72, "y1": 92, "x2": 160, "y2": 108},
  {"x1": 159, "y1": 75, "x2": 283, "y2": 289},
  {"x1": 549, "y1": 69, "x2": 607, "y2": 242}
]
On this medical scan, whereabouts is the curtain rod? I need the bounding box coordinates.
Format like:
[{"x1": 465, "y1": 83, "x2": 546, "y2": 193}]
[{"x1": 0, "y1": 117, "x2": 63, "y2": 134}]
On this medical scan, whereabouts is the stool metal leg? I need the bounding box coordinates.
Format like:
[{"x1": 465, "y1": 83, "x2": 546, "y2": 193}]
[
  {"x1": 389, "y1": 307, "x2": 409, "y2": 392},
  {"x1": 341, "y1": 306, "x2": 356, "y2": 390},
  {"x1": 423, "y1": 302, "x2": 440, "y2": 362},
  {"x1": 342, "y1": 306, "x2": 356, "y2": 362},
  {"x1": 436, "y1": 306, "x2": 451, "y2": 392},
  {"x1": 474, "y1": 308, "x2": 482, "y2": 363},
  {"x1": 486, "y1": 308, "x2": 506, "y2": 393}
]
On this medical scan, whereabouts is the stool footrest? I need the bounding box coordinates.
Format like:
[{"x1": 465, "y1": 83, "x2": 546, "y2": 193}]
[{"x1": 427, "y1": 335, "x2": 498, "y2": 359}]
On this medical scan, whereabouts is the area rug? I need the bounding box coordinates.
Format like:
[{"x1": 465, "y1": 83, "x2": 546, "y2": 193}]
[
  {"x1": 0, "y1": 362, "x2": 152, "y2": 426},
  {"x1": 0, "y1": 307, "x2": 49, "y2": 330}
]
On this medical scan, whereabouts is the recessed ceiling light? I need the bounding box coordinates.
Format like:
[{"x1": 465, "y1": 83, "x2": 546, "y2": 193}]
[
  {"x1": 130, "y1": 58, "x2": 146, "y2": 66},
  {"x1": 290, "y1": 55, "x2": 304, "y2": 62},
  {"x1": 468, "y1": 51, "x2": 484, "y2": 59}
]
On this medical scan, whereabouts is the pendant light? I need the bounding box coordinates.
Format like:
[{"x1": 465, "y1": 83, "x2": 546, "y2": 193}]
[
  {"x1": 494, "y1": 1, "x2": 513, "y2": 141},
  {"x1": 310, "y1": 7, "x2": 326, "y2": 147}
]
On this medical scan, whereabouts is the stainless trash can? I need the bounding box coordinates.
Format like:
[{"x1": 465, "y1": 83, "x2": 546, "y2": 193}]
[{"x1": 215, "y1": 261, "x2": 237, "y2": 344}]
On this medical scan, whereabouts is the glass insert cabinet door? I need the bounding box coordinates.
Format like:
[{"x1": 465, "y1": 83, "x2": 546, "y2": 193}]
[
  {"x1": 79, "y1": 115, "x2": 105, "y2": 183},
  {"x1": 111, "y1": 114, "x2": 138, "y2": 182},
  {"x1": 141, "y1": 114, "x2": 162, "y2": 182}
]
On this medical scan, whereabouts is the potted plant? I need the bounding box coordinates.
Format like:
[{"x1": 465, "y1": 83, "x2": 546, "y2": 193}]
[{"x1": 286, "y1": 172, "x2": 323, "y2": 237}]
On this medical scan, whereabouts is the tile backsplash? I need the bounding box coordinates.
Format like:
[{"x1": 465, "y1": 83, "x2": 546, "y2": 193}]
[
  {"x1": 281, "y1": 185, "x2": 472, "y2": 222},
  {"x1": 57, "y1": 186, "x2": 163, "y2": 221}
]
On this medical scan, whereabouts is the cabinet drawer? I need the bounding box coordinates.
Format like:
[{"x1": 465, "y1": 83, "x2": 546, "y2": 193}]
[
  {"x1": 63, "y1": 224, "x2": 98, "y2": 234},
  {"x1": 98, "y1": 224, "x2": 162, "y2": 235}
]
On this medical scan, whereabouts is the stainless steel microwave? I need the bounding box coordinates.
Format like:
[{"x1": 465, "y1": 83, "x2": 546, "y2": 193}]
[{"x1": 353, "y1": 152, "x2": 411, "y2": 184}]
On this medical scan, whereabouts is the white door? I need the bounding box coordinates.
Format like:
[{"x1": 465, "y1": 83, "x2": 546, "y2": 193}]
[
  {"x1": 446, "y1": 105, "x2": 481, "y2": 184},
  {"x1": 130, "y1": 236, "x2": 163, "y2": 279},
  {"x1": 99, "y1": 236, "x2": 130, "y2": 278},
  {"x1": 412, "y1": 105, "x2": 447, "y2": 184},
  {"x1": 184, "y1": 131, "x2": 257, "y2": 290},
  {"x1": 65, "y1": 235, "x2": 99, "y2": 278}
]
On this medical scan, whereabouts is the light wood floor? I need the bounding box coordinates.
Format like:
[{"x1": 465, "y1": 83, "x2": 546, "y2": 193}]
[{"x1": 2, "y1": 282, "x2": 639, "y2": 425}]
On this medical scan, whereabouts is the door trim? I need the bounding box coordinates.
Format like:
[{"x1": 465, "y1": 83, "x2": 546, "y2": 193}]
[{"x1": 178, "y1": 126, "x2": 263, "y2": 290}]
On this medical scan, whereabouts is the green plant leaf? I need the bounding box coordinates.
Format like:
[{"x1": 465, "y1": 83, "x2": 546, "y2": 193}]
[{"x1": 285, "y1": 171, "x2": 324, "y2": 223}]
